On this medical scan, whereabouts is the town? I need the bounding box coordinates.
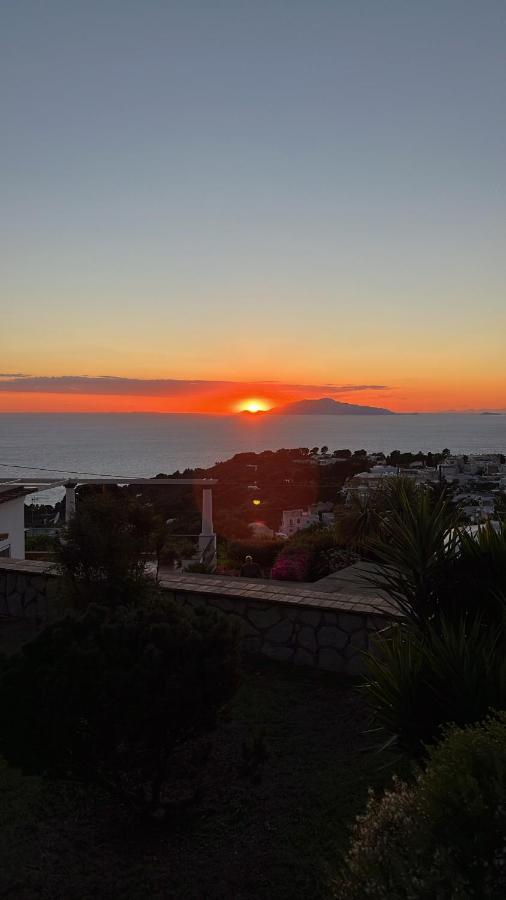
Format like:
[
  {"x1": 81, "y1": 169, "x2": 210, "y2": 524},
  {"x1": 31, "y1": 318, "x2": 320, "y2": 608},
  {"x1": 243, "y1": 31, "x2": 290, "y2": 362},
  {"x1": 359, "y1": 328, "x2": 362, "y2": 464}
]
[{"x1": 1, "y1": 447, "x2": 505, "y2": 578}]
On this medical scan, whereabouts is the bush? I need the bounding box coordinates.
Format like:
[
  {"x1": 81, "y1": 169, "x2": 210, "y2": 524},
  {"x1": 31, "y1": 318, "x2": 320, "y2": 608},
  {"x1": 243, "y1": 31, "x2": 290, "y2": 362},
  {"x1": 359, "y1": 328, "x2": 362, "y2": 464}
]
[
  {"x1": 0, "y1": 598, "x2": 240, "y2": 817},
  {"x1": 271, "y1": 550, "x2": 310, "y2": 581},
  {"x1": 272, "y1": 527, "x2": 350, "y2": 582},
  {"x1": 225, "y1": 539, "x2": 286, "y2": 571},
  {"x1": 337, "y1": 714, "x2": 506, "y2": 899},
  {"x1": 25, "y1": 533, "x2": 58, "y2": 552},
  {"x1": 363, "y1": 619, "x2": 506, "y2": 755},
  {"x1": 56, "y1": 492, "x2": 164, "y2": 608},
  {"x1": 443, "y1": 522, "x2": 506, "y2": 625}
]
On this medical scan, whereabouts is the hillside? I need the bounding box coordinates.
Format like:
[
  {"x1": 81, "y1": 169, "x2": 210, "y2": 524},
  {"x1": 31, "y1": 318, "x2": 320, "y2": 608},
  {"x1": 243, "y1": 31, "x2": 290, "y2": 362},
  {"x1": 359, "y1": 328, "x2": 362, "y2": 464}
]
[{"x1": 266, "y1": 397, "x2": 394, "y2": 416}]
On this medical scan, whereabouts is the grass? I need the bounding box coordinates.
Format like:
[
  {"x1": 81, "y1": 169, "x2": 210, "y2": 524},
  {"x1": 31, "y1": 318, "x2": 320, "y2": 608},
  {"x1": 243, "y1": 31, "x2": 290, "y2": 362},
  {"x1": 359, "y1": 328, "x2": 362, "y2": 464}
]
[{"x1": 0, "y1": 624, "x2": 398, "y2": 899}]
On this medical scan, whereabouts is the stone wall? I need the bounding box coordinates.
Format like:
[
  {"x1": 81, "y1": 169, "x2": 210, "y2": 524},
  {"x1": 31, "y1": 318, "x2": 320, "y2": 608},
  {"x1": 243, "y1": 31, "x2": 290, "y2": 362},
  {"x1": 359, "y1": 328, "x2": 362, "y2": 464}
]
[
  {"x1": 168, "y1": 589, "x2": 387, "y2": 675},
  {"x1": 0, "y1": 563, "x2": 63, "y2": 622},
  {"x1": 0, "y1": 561, "x2": 397, "y2": 674}
]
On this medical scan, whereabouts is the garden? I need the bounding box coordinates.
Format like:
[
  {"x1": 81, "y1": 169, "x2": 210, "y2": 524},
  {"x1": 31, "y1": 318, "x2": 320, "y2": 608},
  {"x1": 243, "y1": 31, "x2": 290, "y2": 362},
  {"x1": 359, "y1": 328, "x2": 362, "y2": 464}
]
[{"x1": 1, "y1": 485, "x2": 506, "y2": 898}]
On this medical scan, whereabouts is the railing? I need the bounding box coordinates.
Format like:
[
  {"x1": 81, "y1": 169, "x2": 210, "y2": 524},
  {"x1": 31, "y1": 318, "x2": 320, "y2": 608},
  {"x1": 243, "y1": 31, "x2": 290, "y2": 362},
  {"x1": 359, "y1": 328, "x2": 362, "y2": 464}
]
[{"x1": 200, "y1": 536, "x2": 217, "y2": 570}]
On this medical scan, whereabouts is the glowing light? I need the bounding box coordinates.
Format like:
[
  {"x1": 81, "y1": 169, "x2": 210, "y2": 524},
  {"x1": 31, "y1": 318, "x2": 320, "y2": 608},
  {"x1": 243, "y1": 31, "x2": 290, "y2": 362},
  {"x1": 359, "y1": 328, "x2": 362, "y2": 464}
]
[
  {"x1": 252, "y1": 498, "x2": 262, "y2": 506},
  {"x1": 237, "y1": 397, "x2": 270, "y2": 414}
]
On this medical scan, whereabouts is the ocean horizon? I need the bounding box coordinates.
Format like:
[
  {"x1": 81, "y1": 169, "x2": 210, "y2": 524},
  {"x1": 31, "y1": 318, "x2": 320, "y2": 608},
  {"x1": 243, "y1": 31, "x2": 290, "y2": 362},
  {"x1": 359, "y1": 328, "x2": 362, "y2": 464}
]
[{"x1": 1, "y1": 412, "x2": 505, "y2": 505}]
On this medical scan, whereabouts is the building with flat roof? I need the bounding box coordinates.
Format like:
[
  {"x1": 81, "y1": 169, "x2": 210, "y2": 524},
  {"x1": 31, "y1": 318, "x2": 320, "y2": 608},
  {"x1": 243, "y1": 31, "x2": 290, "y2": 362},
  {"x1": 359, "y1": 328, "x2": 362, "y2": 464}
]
[{"x1": 0, "y1": 486, "x2": 33, "y2": 559}]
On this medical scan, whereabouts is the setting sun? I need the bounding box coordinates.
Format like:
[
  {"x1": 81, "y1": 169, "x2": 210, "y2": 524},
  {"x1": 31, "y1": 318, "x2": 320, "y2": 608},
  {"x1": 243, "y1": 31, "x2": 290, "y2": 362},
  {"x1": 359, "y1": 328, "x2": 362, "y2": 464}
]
[{"x1": 237, "y1": 398, "x2": 270, "y2": 414}]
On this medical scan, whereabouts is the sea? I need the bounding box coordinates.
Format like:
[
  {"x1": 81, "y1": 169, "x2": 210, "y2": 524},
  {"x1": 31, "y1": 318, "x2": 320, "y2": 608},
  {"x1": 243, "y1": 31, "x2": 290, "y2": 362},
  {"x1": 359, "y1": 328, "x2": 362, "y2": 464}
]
[{"x1": 1, "y1": 412, "x2": 505, "y2": 505}]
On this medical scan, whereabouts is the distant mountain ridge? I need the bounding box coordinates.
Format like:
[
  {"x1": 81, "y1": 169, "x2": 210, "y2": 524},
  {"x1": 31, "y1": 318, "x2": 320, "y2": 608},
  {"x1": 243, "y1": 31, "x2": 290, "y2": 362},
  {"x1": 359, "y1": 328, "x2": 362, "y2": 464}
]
[{"x1": 266, "y1": 397, "x2": 395, "y2": 416}]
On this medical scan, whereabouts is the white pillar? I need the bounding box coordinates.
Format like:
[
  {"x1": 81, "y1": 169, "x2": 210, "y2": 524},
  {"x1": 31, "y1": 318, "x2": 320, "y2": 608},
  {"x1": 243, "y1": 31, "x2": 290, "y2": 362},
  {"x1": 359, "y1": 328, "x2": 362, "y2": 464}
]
[
  {"x1": 65, "y1": 483, "x2": 76, "y2": 523},
  {"x1": 198, "y1": 488, "x2": 216, "y2": 564},
  {"x1": 200, "y1": 487, "x2": 213, "y2": 536}
]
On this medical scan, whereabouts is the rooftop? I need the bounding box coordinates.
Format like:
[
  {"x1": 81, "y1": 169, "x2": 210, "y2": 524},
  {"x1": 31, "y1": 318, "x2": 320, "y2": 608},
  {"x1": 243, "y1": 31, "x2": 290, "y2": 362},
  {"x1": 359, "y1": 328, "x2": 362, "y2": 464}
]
[{"x1": 0, "y1": 486, "x2": 34, "y2": 506}]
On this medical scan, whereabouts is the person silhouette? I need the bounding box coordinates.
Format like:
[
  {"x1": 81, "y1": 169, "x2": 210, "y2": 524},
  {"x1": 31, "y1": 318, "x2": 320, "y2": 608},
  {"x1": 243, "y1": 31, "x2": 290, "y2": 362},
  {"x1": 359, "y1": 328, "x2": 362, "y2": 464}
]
[{"x1": 240, "y1": 554, "x2": 263, "y2": 578}]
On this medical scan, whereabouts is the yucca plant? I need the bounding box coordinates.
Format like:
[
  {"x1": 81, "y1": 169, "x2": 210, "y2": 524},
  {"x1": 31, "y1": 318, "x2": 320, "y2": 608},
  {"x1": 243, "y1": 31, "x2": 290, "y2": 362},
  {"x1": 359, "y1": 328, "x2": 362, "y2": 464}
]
[
  {"x1": 335, "y1": 493, "x2": 382, "y2": 550},
  {"x1": 363, "y1": 615, "x2": 506, "y2": 755},
  {"x1": 444, "y1": 521, "x2": 506, "y2": 623},
  {"x1": 365, "y1": 481, "x2": 460, "y2": 630}
]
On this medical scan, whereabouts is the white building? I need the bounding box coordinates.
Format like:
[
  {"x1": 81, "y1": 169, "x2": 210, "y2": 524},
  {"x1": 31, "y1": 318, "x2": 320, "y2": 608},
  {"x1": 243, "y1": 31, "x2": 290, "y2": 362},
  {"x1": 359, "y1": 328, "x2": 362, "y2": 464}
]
[
  {"x1": 0, "y1": 486, "x2": 31, "y2": 559},
  {"x1": 343, "y1": 465, "x2": 399, "y2": 499},
  {"x1": 280, "y1": 502, "x2": 334, "y2": 537}
]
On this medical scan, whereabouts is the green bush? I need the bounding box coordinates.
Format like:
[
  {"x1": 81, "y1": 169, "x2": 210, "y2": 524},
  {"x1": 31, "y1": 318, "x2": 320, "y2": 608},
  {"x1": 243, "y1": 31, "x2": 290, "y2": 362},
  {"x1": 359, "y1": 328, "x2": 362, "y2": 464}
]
[
  {"x1": 363, "y1": 619, "x2": 506, "y2": 755},
  {"x1": 56, "y1": 492, "x2": 164, "y2": 607},
  {"x1": 272, "y1": 526, "x2": 351, "y2": 581},
  {"x1": 0, "y1": 598, "x2": 240, "y2": 817},
  {"x1": 25, "y1": 533, "x2": 58, "y2": 552},
  {"x1": 337, "y1": 714, "x2": 506, "y2": 899},
  {"x1": 443, "y1": 522, "x2": 506, "y2": 624},
  {"x1": 366, "y1": 486, "x2": 506, "y2": 632},
  {"x1": 225, "y1": 539, "x2": 286, "y2": 570}
]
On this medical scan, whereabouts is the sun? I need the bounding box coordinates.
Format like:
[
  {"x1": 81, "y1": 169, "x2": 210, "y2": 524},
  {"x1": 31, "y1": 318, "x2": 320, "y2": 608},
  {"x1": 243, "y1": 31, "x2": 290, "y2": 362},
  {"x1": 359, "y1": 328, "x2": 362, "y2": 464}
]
[{"x1": 237, "y1": 398, "x2": 269, "y2": 414}]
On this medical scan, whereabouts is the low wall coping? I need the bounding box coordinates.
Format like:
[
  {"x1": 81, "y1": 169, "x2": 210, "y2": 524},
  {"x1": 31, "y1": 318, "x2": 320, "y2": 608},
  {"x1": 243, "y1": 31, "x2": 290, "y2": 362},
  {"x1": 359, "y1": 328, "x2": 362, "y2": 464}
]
[{"x1": 0, "y1": 559, "x2": 399, "y2": 619}]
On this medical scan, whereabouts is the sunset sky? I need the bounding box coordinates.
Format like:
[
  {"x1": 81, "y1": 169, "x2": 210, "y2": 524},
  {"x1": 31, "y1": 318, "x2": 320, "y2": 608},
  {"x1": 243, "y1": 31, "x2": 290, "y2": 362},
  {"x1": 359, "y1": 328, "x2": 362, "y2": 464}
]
[{"x1": 1, "y1": 1, "x2": 505, "y2": 414}]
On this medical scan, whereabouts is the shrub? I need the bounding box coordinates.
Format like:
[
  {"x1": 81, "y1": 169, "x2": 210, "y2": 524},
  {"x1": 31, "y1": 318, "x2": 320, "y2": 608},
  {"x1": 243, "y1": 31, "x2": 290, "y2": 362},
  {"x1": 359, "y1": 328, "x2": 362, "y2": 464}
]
[
  {"x1": 184, "y1": 561, "x2": 214, "y2": 574},
  {"x1": 56, "y1": 492, "x2": 164, "y2": 608},
  {"x1": 271, "y1": 549, "x2": 310, "y2": 580},
  {"x1": 366, "y1": 487, "x2": 506, "y2": 631},
  {"x1": 336, "y1": 714, "x2": 506, "y2": 899},
  {"x1": 25, "y1": 533, "x2": 58, "y2": 552},
  {"x1": 366, "y1": 482, "x2": 460, "y2": 630},
  {"x1": 0, "y1": 597, "x2": 240, "y2": 817},
  {"x1": 271, "y1": 527, "x2": 350, "y2": 581},
  {"x1": 443, "y1": 522, "x2": 506, "y2": 624},
  {"x1": 225, "y1": 539, "x2": 286, "y2": 571},
  {"x1": 363, "y1": 618, "x2": 506, "y2": 755}
]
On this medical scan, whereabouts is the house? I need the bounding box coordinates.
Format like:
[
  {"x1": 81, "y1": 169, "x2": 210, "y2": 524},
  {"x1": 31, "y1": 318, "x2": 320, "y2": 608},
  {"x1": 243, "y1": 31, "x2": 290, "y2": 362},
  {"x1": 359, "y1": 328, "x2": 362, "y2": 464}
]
[
  {"x1": 0, "y1": 485, "x2": 32, "y2": 559},
  {"x1": 343, "y1": 465, "x2": 399, "y2": 499},
  {"x1": 280, "y1": 502, "x2": 334, "y2": 537}
]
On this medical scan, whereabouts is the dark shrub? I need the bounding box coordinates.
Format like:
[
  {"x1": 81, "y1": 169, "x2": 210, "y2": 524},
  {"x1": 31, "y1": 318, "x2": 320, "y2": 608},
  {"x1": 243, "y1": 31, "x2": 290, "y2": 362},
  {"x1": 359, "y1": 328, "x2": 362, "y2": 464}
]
[
  {"x1": 366, "y1": 482, "x2": 460, "y2": 630},
  {"x1": 366, "y1": 486, "x2": 506, "y2": 631},
  {"x1": 336, "y1": 714, "x2": 506, "y2": 899},
  {"x1": 443, "y1": 522, "x2": 506, "y2": 624},
  {"x1": 226, "y1": 539, "x2": 286, "y2": 571},
  {"x1": 272, "y1": 527, "x2": 350, "y2": 581},
  {"x1": 56, "y1": 492, "x2": 164, "y2": 608},
  {"x1": 271, "y1": 549, "x2": 310, "y2": 580},
  {"x1": 363, "y1": 618, "x2": 506, "y2": 755},
  {"x1": 0, "y1": 597, "x2": 240, "y2": 816}
]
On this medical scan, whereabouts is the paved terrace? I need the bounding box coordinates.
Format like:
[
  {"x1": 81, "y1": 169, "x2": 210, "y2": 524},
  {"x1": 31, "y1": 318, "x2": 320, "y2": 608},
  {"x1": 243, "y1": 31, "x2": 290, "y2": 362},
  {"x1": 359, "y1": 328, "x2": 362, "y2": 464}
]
[
  {"x1": 158, "y1": 568, "x2": 398, "y2": 618},
  {"x1": 0, "y1": 558, "x2": 398, "y2": 619}
]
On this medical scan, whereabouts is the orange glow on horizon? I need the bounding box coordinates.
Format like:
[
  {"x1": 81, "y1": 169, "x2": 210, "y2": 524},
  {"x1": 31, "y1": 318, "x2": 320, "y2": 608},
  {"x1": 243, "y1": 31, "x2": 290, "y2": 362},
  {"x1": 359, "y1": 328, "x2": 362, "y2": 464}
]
[
  {"x1": 0, "y1": 378, "x2": 505, "y2": 414},
  {"x1": 236, "y1": 398, "x2": 271, "y2": 414}
]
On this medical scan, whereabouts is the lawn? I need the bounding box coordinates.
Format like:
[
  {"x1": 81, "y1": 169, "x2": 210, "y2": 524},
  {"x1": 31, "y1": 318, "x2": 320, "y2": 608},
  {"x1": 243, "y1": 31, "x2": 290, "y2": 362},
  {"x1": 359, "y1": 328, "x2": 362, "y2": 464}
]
[{"x1": 0, "y1": 632, "x2": 397, "y2": 899}]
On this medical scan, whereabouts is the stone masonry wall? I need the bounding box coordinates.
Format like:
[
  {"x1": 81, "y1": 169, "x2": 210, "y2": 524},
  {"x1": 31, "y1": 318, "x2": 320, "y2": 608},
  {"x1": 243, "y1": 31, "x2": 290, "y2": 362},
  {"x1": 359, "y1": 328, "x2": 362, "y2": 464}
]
[
  {"x1": 0, "y1": 566, "x2": 63, "y2": 622},
  {"x1": 0, "y1": 561, "x2": 395, "y2": 675},
  {"x1": 164, "y1": 589, "x2": 387, "y2": 675}
]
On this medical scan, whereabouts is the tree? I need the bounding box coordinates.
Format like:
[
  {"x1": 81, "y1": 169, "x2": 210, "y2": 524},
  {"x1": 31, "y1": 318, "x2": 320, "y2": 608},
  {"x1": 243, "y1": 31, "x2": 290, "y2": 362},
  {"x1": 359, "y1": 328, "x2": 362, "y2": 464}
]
[
  {"x1": 333, "y1": 448, "x2": 352, "y2": 459},
  {"x1": 56, "y1": 492, "x2": 165, "y2": 608},
  {"x1": 0, "y1": 598, "x2": 240, "y2": 817}
]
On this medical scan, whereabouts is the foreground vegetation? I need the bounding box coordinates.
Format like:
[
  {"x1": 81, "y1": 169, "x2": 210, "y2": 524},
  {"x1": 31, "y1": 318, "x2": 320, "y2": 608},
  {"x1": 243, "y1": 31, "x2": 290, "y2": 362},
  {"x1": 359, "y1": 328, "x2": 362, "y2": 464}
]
[
  {"x1": 4, "y1": 483, "x2": 506, "y2": 897},
  {"x1": 0, "y1": 652, "x2": 389, "y2": 900}
]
